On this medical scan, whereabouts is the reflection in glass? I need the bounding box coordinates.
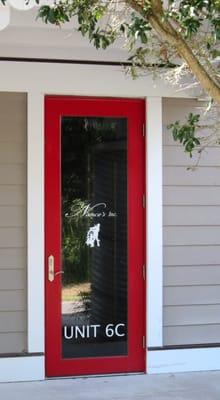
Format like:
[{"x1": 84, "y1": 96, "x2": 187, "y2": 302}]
[{"x1": 61, "y1": 117, "x2": 127, "y2": 358}]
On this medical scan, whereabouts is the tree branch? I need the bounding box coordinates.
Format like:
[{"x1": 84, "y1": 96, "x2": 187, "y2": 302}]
[{"x1": 126, "y1": 0, "x2": 220, "y2": 105}]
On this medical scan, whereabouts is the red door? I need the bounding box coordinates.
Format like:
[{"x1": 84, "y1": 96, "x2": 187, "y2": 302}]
[{"x1": 45, "y1": 96, "x2": 146, "y2": 377}]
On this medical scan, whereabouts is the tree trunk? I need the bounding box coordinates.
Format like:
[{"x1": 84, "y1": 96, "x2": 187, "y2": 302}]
[{"x1": 126, "y1": 0, "x2": 220, "y2": 106}]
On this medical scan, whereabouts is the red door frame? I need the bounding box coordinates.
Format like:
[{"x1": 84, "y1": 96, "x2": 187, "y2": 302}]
[{"x1": 45, "y1": 96, "x2": 146, "y2": 377}]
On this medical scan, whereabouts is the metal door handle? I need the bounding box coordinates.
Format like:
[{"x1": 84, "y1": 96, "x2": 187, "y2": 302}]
[
  {"x1": 48, "y1": 255, "x2": 64, "y2": 282},
  {"x1": 48, "y1": 255, "x2": 55, "y2": 282},
  {"x1": 55, "y1": 271, "x2": 64, "y2": 277}
]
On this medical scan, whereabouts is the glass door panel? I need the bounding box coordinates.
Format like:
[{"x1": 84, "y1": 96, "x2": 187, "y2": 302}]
[{"x1": 61, "y1": 117, "x2": 128, "y2": 358}]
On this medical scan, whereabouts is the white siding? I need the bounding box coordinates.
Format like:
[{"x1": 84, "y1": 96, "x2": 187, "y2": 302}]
[
  {"x1": 0, "y1": 92, "x2": 27, "y2": 354},
  {"x1": 163, "y1": 98, "x2": 220, "y2": 346}
]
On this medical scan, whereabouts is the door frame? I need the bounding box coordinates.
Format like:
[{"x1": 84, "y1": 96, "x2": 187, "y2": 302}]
[{"x1": 45, "y1": 95, "x2": 146, "y2": 377}]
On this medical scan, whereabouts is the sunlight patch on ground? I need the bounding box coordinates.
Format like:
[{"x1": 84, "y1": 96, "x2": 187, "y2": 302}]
[{"x1": 62, "y1": 282, "x2": 91, "y2": 302}]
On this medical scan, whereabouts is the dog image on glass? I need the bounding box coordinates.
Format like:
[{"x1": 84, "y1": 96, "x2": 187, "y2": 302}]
[{"x1": 86, "y1": 223, "x2": 101, "y2": 248}]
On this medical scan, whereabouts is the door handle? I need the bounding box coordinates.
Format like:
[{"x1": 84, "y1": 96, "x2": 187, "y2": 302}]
[
  {"x1": 48, "y1": 255, "x2": 64, "y2": 282},
  {"x1": 48, "y1": 255, "x2": 55, "y2": 282},
  {"x1": 55, "y1": 270, "x2": 64, "y2": 277}
]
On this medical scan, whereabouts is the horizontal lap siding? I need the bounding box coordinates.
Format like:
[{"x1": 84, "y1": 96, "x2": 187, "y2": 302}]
[
  {"x1": 164, "y1": 166, "x2": 220, "y2": 186},
  {"x1": 164, "y1": 146, "x2": 220, "y2": 167},
  {"x1": 163, "y1": 98, "x2": 220, "y2": 346},
  {"x1": 0, "y1": 291, "x2": 26, "y2": 312},
  {"x1": 0, "y1": 270, "x2": 26, "y2": 290},
  {"x1": 164, "y1": 305, "x2": 220, "y2": 326},
  {"x1": 0, "y1": 206, "x2": 26, "y2": 227},
  {"x1": 0, "y1": 248, "x2": 26, "y2": 269},
  {"x1": 0, "y1": 93, "x2": 27, "y2": 354},
  {"x1": 164, "y1": 245, "x2": 220, "y2": 266},
  {"x1": 164, "y1": 206, "x2": 220, "y2": 225},
  {"x1": 164, "y1": 286, "x2": 220, "y2": 306},
  {"x1": 164, "y1": 325, "x2": 220, "y2": 345},
  {"x1": 0, "y1": 333, "x2": 27, "y2": 354},
  {"x1": 164, "y1": 266, "x2": 220, "y2": 286},
  {"x1": 164, "y1": 226, "x2": 220, "y2": 246},
  {"x1": 0, "y1": 312, "x2": 26, "y2": 332},
  {"x1": 164, "y1": 187, "x2": 220, "y2": 206}
]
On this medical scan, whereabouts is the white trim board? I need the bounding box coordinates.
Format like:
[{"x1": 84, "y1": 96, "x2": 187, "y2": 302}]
[
  {"x1": 148, "y1": 348, "x2": 220, "y2": 374},
  {"x1": 0, "y1": 61, "x2": 196, "y2": 98},
  {"x1": 0, "y1": 356, "x2": 44, "y2": 383},
  {"x1": 146, "y1": 97, "x2": 163, "y2": 348},
  {"x1": 27, "y1": 92, "x2": 45, "y2": 353},
  {"x1": 1, "y1": 348, "x2": 220, "y2": 382}
]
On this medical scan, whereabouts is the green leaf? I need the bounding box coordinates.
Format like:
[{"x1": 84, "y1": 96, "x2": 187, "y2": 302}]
[{"x1": 167, "y1": 113, "x2": 201, "y2": 156}]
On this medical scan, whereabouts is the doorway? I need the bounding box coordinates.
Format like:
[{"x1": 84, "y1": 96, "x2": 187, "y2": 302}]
[{"x1": 45, "y1": 96, "x2": 146, "y2": 377}]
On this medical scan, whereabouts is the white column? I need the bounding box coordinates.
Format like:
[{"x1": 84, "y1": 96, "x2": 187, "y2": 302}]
[
  {"x1": 146, "y1": 97, "x2": 163, "y2": 348},
  {"x1": 27, "y1": 92, "x2": 45, "y2": 353}
]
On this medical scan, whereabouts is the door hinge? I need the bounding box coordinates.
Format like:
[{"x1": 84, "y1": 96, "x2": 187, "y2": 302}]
[
  {"x1": 142, "y1": 265, "x2": 146, "y2": 280},
  {"x1": 142, "y1": 194, "x2": 146, "y2": 208},
  {"x1": 142, "y1": 336, "x2": 146, "y2": 349},
  {"x1": 142, "y1": 124, "x2": 145, "y2": 137}
]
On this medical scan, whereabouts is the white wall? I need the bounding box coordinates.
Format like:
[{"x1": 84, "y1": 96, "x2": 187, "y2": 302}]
[
  {"x1": 0, "y1": 60, "x2": 213, "y2": 381},
  {"x1": 0, "y1": 93, "x2": 27, "y2": 354},
  {"x1": 162, "y1": 98, "x2": 220, "y2": 346}
]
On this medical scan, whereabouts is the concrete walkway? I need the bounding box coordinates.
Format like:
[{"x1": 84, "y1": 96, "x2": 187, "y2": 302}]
[{"x1": 1, "y1": 371, "x2": 220, "y2": 400}]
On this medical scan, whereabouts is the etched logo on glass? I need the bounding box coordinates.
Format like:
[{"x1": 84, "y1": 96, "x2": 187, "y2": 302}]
[{"x1": 86, "y1": 223, "x2": 101, "y2": 248}]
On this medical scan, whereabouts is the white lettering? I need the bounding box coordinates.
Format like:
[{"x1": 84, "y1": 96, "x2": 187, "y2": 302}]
[
  {"x1": 71, "y1": 203, "x2": 116, "y2": 219},
  {"x1": 73, "y1": 203, "x2": 107, "y2": 217},
  {"x1": 91, "y1": 324, "x2": 101, "y2": 338},
  {"x1": 115, "y1": 323, "x2": 126, "y2": 337},
  {"x1": 86, "y1": 325, "x2": 90, "y2": 338},
  {"x1": 75, "y1": 326, "x2": 85, "y2": 339},
  {"x1": 108, "y1": 211, "x2": 117, "y2": 217},
  {"x1": 64, "y1": 324, "x2": 125, "y2": 340},
  {"x1": 64, "y1": 326, "x2": 74, "y2": 340},
  {"x1": 105, "y1": 324, "x2": 115, "y2": 337}
]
